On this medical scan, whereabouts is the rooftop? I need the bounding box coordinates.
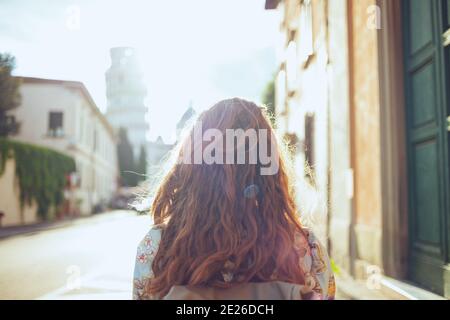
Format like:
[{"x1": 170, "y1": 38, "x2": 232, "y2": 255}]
[{"x1": 16, "y1": 76, "x2": 116, "y2": 138}]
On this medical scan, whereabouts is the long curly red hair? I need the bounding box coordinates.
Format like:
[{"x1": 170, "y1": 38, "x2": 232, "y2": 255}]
[{"x1": 146, "y1": 98, "x2": 306, "y2": 298}]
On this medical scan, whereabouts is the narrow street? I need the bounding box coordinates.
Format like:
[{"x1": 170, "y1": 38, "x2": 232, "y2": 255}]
[{"x1": 0, "y1": 211, "x2": 151, "y2": 300}]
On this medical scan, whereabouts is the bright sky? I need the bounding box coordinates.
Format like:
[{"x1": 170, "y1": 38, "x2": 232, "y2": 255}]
[{"x1": 0, "y1": 0, "x2": 278, "y2": 143}]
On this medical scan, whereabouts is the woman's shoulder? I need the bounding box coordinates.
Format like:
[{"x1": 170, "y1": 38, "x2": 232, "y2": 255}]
[
  {"x1": 136, "y1": 226, "x2": 163, "y2": 260},
  {"x1": 294, "y1": 227, "x2": 336, "y2": 300},
  {"x1": 133, "y1": 225, "x2": 163, "y2": 300},
  {"x1": 140, "y1": 225, "x2": 163, "y2": 244}
]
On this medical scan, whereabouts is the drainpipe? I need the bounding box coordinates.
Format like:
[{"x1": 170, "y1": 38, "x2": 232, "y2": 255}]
[
  {"x1": 347, "y1": 0, "x2": 357, "y2": 278},
  {"x1": 324, "y1": 0, "x2": 332, "y2": 253}
]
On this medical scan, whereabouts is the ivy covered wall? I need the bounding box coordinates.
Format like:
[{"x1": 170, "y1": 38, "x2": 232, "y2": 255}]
[{"x1": 0, "y1": 138, "x2": 76, "y2": 219}]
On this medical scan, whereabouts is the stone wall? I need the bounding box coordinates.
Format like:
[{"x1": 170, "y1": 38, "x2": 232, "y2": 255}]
[
  {"x1": 348, "y1": 0, "x2": 383, "y2": 274},
  {"x1": 0, "y1": 158, "x2": 38, "y2": 227}
]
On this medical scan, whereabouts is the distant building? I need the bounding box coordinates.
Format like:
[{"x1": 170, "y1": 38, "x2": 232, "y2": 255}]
[
  {"x1": 105, "y1": 47, "x2": 148, "y2": 158},
  {"x1": 147, "y1": 105, "x2": 196, "y2": 178},
  {"x1": 176, "y1": 102, "x2": 196, "y2": 141},
  {"x1": 147, "y1": 136, "x2": 173, "y2": 178},
  {"x1": 10, "y1": 76, "x2": 119, "y2": 215}
]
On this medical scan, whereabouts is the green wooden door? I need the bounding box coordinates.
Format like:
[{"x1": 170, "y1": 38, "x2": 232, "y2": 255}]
[{"x1": 402, "y1": 0, "x2": 450, "y2": 296}]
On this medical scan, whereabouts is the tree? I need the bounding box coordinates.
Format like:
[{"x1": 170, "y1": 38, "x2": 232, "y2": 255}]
[
  {"x1": 0, "y1": 53, "x2": 21, "y2": 137},
  {"x1": 262, "y1": 76, "x2": 275, "y2": 126},
  {"x1": 136, "y1": 144, "x2": 147, "y2": 184},
  {"x1": 117, "y1": 127, "x2": 137, "y2": 187}
]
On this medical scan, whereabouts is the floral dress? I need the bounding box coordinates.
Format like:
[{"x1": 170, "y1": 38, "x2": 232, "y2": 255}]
[{"x1": 133, "y1": 227, "x2": 335, "y2": 300}]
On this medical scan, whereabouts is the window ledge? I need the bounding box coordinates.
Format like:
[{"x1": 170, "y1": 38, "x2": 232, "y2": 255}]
[
  {"x1": 380, "y1": 276, "x2": 446, "y2": 300},
  {"x1": 335, "y1": 272, "x2": 446, "y2": 300},
  {"x1": 46, "y1": 133, "x2": 66, "y2": 139}
]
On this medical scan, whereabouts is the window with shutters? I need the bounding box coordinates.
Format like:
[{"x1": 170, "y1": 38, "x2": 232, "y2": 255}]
[{"x1": 48, "y1": 111, "x2": 64, "y2": 137}]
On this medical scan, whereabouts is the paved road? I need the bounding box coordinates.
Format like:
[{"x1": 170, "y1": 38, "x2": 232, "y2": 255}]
[
  {"x1": 0, "y1": 211, "x2": 151, "y2": 300},
  {"x1": 0, "y1": 210, "x2": 357, "y2": 300}
]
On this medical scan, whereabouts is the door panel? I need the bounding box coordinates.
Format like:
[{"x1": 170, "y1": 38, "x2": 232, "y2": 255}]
[
  {"x1": 403, "y1": 0, "x2": 449, "y2": 295},
  {"x1": 446, "y1": 0, "x2": 450, "y2": 27},
  {"x1": 411, "y1": 62, "x2": 437, "y2": 127},
  {"x1": 410, "y1": 0, "x2": 434, "y2": 52},
  {"x1": 413, "y1": 140, "x2": 441, "y2": 246}
]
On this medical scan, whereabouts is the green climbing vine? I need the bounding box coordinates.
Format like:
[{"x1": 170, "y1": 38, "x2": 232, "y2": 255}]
[{"x1": 0, "y1": 138, "x2": 76, "y2": 219}]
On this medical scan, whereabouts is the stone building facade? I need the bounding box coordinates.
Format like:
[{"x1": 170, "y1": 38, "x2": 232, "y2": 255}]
[
  {"x1": 10, "y1": 77, "x2": 118, "y2": 216},
  {"x1": 266, "y1": 0, "x2": 450, "y2": 298}
]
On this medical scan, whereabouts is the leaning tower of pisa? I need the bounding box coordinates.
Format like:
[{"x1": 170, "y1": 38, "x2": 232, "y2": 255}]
[{"x1": 105, "y1": 47, "x2": 148, "y2": 157}]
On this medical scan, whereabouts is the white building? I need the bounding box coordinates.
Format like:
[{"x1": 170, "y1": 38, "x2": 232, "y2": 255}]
[
  {"x1": 11, "y1": 76, "x2": 119, "y2": 215},
  {"x1": 105, "y1": 47, "x2": 148, "y2": 158},
  {"x1": 176, "y1": 103, "x2": 195, "y2": 141},
  {"x1": 147, "y1": 136, "x2": 173, "y2": 178},
  {"x1": 147, "y1": 105, "x2": 195, "y2": 179}
]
